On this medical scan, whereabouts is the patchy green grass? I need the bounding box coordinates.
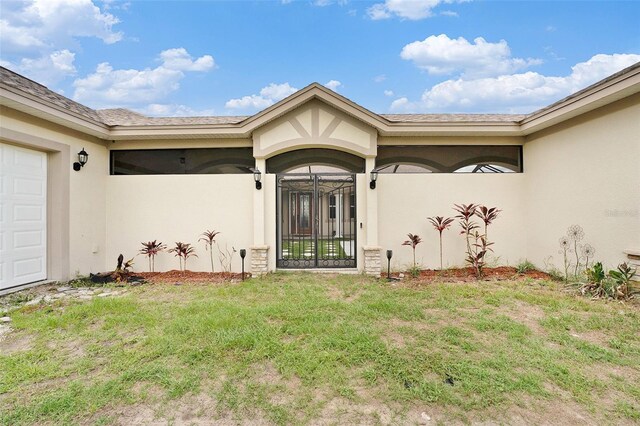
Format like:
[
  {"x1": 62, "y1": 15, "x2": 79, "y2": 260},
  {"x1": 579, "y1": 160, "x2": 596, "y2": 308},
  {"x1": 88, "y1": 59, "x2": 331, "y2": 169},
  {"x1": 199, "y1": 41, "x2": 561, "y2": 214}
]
[{"x1": 1, "y1": 274, "x2": 639, "y2": 425}]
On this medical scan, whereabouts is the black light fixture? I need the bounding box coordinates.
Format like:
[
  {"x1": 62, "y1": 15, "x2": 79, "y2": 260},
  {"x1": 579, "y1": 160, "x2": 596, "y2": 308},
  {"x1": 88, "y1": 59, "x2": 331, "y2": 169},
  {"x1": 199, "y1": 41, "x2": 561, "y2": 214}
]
[
  {"x1": 239, "y1": 249, "x2": 247, "y2": 280},
  {"x1": 369, "y1": 169, "x2": 378, "y2": 189},
  {"x1": 73, "y1": 148, "x2": 89, "y2": 171},
  {"x1": 386, "y1": 249, "x2": 393, "y2": 280},
  {"x1": 253, "y1": 169, "x2": 262, "y2": 190}
]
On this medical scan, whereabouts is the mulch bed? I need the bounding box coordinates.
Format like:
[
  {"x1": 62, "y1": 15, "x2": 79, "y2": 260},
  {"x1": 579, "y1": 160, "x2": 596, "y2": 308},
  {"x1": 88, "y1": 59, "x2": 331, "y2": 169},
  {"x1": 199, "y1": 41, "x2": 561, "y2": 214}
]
[
  {"x1": 382, "y1": 266, "x2": 551, "y2": 283},
  {"x1": 136, "y1": 270, "x2": 251, "y2": 284}
]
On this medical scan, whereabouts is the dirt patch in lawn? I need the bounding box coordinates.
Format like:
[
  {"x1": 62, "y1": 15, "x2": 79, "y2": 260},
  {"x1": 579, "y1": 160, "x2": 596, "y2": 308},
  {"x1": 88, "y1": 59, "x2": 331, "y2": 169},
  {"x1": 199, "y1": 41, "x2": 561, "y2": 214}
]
[
  {"x1": 386, "y1": 266, "x2": 551, "y2": 285},
  {"x1": 0, "y1": 330, "x2": 34, "y2": 354},
  {"x1": 137, "y1": 270, "x2": 250, "y2": 284},
  {"x1": 500, "y1": 301, "x2": 547, "y2": 335}
]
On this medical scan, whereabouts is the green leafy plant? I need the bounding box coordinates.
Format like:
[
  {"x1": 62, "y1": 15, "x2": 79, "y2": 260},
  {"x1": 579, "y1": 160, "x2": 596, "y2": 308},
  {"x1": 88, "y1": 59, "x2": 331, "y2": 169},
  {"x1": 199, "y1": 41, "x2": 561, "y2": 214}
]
[
  {"x1": 586, "y1": 262, "x2": 606, "y2": 284},
  {"x1": 169, "y1": 242, "x2": 198, "y2": 271},
  {"x1": 454, "y1": 203, "x2": 499, "y2": 279},
  {"x1": 427, "y1": 216, "x2": 454, "y2": 270},
  {"x1": 199, "y1": 230, "x2": 221, "y2": 272},
  {"x1": 608, "y1": 262, "x2": 638, "y2": 300},
  {"x1": 516, "y1": 260, "x2": 536, "y2": 274},
  {"x1": 139, "y1": 240, "x2": 166, "y2": 272},
  {"x1": 402, "y1": 233, "x2": 422, "y2": 271},
  {"x1": 113, "y1": 254, "x2": 135, "y2": 282}
]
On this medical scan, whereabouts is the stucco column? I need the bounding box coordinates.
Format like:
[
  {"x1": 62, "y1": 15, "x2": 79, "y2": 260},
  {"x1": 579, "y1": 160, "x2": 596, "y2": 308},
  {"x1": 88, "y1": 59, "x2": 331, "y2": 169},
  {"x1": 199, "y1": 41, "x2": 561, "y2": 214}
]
[
  {"x1": 363, "y1": 156, "x2": 381, "y2": 276},
  {"x1": 251, "y1": 157, "x2": 269, "y2": 275}
]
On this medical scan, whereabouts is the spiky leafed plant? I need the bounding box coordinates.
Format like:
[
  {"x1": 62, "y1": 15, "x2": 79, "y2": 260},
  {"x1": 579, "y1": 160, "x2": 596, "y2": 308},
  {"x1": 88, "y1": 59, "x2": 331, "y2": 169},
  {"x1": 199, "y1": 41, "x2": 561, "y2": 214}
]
[
  {"x1": 169, "y1": 242, "x2": 198, "y2": 271},
  {"x1": 454, "y1": 203, "x2": 478, "y2": 255},
  {"x1": 402, "y1": 233, "x2": 422, "y2": 270},
  {"x1": 181, "y1": 243, "x2": 198, "y2": 271},
  {"x1": 199, "y1": 230, "x2": 220, "y2": 272},
  {"x1": 475, "y1": 206, "x2": 501, "y2": 240},
  {"x1": 467, "y1": 232, "x2": 494, "y2": 278},
  {"x1": 427, "y1": 216, "x2": 454, "y2": 270},
  {"x1": 139, "y1": 240, "x2": 166, "y2": 272}
]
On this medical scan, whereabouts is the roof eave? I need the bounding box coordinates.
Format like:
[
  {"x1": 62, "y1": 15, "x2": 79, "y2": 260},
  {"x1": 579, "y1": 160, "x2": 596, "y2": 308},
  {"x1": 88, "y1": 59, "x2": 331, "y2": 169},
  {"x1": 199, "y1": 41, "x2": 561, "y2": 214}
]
[
  {"x1": 520, "y1": 64, "x2": 640, "y2": 135},
  {"x1": 0, "y1": 85, "x2": 110, "y2": 139}
]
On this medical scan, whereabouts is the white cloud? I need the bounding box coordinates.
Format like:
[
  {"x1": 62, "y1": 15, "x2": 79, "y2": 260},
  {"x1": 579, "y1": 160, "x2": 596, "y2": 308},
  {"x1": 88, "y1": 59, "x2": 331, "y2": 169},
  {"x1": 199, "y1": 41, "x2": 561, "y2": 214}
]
[
  {"x1": 324, "y1": 80, "x2": 342, "y2": 91},
  {"x1": 159, "y1": 48, "x2": 215, "y2": 71},
  {"x1": 137, "y1": 104, "x2": 216, "y2": 117},
  {"x1": 384, "y1": 90, "x2": 395, "y2": 97},
  {"x1": 72, "y1": 48, "x2": 215, "y2": 107},
  {"x1": 440, "y1": 10, "x2": 458, "y2": 17},
  {"x1": 225, "y1": 82, "x2": 298, "y2": 112},
  {"x1": 390, "y1": 53, "x2": 640, "y2": 113},
  {"x1": 373, "y1": 74, "x2": 387, "y2": 83},
  {"x1": 400, "y1": 34, "x2": 542, "y2": 78},
  {"x1": 367, "y1": 0, "x2": 466, "y2": 21},
  {"x1": 0, "y1": 0, "x2": 123, "y2": 86},
  {"x1": 0, "y1": 0, "x2": 123, "y2": 54},
  {"x1": 1, "y1": 49, "x2": 76, "y2": 86}
]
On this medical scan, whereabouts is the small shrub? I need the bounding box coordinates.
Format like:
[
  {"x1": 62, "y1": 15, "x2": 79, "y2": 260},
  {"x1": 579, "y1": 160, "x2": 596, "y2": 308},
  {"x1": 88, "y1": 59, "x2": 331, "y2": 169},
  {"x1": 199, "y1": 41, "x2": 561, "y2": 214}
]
[
  {"x1": 199, "y1": 230, "x2": 221, "y2": 272},
  {"x1": 427, "y1": 216, "x2": 454, "y2": 270},
  {"x1": 169, "y1": 242, "x2": 198, "y2": 271},
  {"x1": 402, "y1": 233, "x2": 422, "y2": 271},
  {"x1": 516, "y1": 260, "x2": 536, "y2": 274},
  {"x1": 139, "y1": 240, "x2": 166, "y2": 272},
  {"x1": 577, "y1": 262, "x2": 638, "y2": 300},
  {"x1": 407, "y1": 265, "x2": 421, "y2": 278}
]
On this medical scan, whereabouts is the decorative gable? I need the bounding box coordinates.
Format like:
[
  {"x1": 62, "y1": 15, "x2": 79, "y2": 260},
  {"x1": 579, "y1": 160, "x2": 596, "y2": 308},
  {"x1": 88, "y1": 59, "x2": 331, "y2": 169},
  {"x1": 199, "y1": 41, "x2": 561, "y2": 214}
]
[{"x1": 253, "y1": 98, "x2": 377, "y2": 159}]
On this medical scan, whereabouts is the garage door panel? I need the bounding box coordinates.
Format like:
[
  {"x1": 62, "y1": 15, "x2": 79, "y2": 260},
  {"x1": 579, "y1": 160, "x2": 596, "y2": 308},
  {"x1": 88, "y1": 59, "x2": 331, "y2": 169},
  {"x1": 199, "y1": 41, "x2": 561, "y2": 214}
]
[
  {"x1": 14, "y1": 230, "x2": 44, "y2": 248},
  {"x1": 13, "y1": 204, "x2": 45, "y2": 222},
  {"x1": 0, "y1": 143, "x2": 47, "y2": 290},
  {"x1": 14, "y1": 257, "x2": 45, "y2": 278}
]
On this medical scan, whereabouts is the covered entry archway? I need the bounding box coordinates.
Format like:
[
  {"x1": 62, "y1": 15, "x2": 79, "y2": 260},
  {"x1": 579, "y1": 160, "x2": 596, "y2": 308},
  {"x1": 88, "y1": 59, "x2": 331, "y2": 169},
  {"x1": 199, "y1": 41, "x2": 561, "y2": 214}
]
[
  {"x1": 276, "y1": 173, "x2": 356, "y2": 268},
  {"x1": 269, "y1": 149, "x2": 362, "y2": 269}
]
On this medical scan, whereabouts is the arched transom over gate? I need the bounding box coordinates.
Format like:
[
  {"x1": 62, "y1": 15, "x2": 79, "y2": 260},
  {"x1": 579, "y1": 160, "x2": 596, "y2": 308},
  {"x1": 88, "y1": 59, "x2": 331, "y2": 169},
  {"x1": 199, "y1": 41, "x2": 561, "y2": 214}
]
[{"x1": 252, "y1": 99, "x2": 377, "y2": 160}]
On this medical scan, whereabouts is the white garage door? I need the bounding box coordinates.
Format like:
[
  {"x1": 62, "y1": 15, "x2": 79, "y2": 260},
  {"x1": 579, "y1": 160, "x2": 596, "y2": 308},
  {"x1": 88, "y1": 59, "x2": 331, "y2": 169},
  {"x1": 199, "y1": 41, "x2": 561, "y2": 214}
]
[{"x1": 0, "y1": 143, "x2": 47, "y2": 290}]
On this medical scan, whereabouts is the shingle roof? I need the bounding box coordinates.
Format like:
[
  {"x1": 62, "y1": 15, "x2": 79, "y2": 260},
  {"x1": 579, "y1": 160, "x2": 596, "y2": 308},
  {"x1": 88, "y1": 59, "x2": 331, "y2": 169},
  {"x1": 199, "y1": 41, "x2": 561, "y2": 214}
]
[
  {"x1": 96, "y1": 108, "x2": 248, "y2": 126},
  {"x1": 381, "y1": 114, "x2": 526, "y2": 123},
  {"x1": 0, "y1": 66, "x2": 103, "y2": 124}
]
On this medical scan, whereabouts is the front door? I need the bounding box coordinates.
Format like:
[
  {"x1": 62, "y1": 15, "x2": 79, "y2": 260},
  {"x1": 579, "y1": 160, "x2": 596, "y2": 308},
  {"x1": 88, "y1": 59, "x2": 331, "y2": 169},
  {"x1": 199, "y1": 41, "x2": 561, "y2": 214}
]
[{"x1": 277, "y1": 173, "x2": 356, "y2": 268}]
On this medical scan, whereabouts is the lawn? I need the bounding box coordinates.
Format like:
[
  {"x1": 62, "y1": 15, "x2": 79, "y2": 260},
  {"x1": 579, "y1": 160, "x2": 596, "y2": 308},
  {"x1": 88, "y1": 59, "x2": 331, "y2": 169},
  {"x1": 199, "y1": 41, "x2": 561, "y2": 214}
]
[{"x1": 1, "y1": 273, "x2": 639, "y2": 425}]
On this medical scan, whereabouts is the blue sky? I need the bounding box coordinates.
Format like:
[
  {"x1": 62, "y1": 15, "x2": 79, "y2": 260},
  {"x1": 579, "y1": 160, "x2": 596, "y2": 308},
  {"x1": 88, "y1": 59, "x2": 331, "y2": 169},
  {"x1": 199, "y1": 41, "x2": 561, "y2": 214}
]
[{"x1": 1, "y1": 0, "x2": 639, "y2": 116}]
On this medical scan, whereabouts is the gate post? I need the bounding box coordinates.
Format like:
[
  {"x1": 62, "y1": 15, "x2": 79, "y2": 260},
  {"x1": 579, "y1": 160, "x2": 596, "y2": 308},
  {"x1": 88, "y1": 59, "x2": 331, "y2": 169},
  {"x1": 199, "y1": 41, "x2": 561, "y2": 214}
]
[
  {"x1": 252, "y1": 157, "x2": 269, "y2": 275},
  {"x1": 363, "y1": 157, "x2": 381, "y2": 277}
]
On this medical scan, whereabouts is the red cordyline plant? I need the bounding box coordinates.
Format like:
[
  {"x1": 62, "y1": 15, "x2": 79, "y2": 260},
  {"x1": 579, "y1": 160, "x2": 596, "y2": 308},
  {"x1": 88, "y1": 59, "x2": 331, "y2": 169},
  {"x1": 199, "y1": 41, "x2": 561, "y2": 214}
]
[
  {"x1": 169, "y1": 242, "x2": 198, "y2": 271},
  {"x1": 139, "y1": 240, "x2": 166, "y2": 272},
  {"x1": 475, "y1": 206, "x2": 501, "y2": 241},
  {"x1": 199, "y1": 230, "x2": 220, "y2": 272},
  {"x1": 427, "y1": 216, "x2": 454, "y2": 270},
  {"x1": 467, "y1": 232, "x2": 494, "y2": 278},
  {"x1": 402, "y1": 233, "x2": 422, "y2": 270},
  {"x1": 454, "y1": 203, "x2": 479, "y2": 256}
]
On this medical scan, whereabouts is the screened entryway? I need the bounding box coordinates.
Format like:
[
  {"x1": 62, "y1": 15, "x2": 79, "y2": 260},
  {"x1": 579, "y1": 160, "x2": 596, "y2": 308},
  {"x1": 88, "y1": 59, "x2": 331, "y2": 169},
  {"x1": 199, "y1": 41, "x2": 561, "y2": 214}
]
[{"x1": 276, "y1": 173, "x2": 356, "y2": 268}]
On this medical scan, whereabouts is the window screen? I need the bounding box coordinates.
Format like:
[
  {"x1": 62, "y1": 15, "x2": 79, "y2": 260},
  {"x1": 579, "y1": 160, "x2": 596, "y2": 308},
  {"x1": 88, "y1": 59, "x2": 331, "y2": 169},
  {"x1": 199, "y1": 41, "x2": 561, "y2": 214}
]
[
  {"x1": 110, "y1": 148, "x2": 254, "y2": 175},
  {"x1": 376, "y1": 145, "x2": 522, "y2": 173}
]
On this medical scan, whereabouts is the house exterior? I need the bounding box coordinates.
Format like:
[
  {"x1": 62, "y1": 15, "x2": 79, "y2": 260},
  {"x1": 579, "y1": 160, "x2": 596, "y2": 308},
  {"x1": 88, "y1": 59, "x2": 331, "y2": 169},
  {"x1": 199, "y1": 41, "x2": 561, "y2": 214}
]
[{"x1": 1, "y1": 63, "x2": 639, "y2": 291}]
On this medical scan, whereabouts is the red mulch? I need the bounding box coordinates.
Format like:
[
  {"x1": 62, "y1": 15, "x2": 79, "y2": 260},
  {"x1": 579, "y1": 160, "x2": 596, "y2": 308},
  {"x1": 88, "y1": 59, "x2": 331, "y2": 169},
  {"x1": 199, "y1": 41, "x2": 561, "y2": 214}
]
[
  {"x1": 136, "y1": 270, "x2": 251, "y2": 284},
  {"x1": 382, "y1": 266, "x2": 550, "y2": 283}
]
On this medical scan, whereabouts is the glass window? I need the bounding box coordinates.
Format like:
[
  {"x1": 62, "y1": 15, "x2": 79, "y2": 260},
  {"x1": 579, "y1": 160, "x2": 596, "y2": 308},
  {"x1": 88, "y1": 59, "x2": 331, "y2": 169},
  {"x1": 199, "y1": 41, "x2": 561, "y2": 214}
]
[
  {"x1": 329, "y1": 195, "x2": 336, "y2": 219},
  {"x1": 110, "y1": 148, "x2": 254, "y2": 175}
]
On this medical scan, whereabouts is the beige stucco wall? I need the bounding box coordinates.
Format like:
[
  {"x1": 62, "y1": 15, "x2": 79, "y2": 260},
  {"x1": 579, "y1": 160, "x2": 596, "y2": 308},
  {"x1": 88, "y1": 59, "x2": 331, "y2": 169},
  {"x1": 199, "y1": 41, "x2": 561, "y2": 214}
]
[
  {"x1": 105, "y1": 174, "x2": 254, "y2": 273},
  {"x1": 524, "y1": 94, "x2": 640, "y2": 271},
  {"x1": 0, "y1": 107, "x2": 108, "y2": 278},
  {"x1": 377, "y1": 174, "x2": 526, "y2": 271}
]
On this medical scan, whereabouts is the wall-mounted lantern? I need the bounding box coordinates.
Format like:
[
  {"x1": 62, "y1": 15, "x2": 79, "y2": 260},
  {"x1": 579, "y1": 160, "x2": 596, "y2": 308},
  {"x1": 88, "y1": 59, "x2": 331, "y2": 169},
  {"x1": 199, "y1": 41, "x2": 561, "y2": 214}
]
[
  {"x1": 369, "y1": 169, "x2": 378, "y2": 189},
  {"x1": 73, "y1": 148, "x2": 89, "y2": 171},
  {"x1": 253, "y1": 169, "x2": 262, "y2": 190}
]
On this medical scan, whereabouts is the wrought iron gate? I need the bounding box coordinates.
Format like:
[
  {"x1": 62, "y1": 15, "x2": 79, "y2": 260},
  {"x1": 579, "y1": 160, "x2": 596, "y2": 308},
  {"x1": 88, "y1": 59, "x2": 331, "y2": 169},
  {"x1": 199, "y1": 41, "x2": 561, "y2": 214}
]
[{"x1": 276, "y1": 173, "x2": 356, "y2": 268}]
